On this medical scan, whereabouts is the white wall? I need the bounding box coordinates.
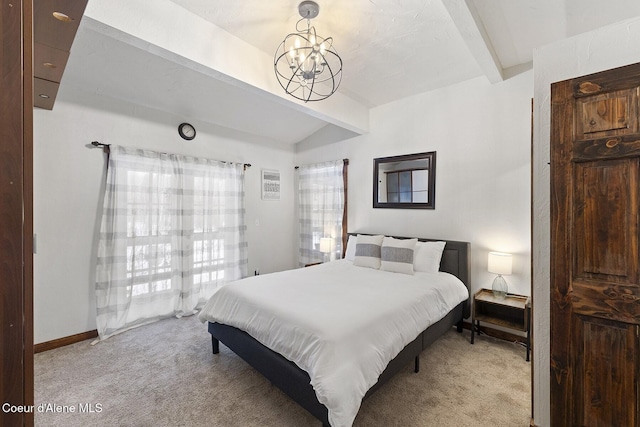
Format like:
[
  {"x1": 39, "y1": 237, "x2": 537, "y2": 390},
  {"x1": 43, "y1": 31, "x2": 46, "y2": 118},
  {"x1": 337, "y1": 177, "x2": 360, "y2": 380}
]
[
  {"x1": 33, "y1": 86, "x2": 297, "y2": 344},
  {"x1": 296, "y1": 70, "x2": 533, "y2": 300},
  {"x1": 532, "y1": 16, "x2": 640, "y2": 427}
]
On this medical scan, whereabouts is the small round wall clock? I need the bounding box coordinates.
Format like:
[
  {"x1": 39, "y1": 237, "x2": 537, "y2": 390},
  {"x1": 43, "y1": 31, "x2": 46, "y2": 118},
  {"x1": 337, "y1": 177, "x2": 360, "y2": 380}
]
[{"x1": 178, "y1": 122, "x2": 196, "y2": 140}]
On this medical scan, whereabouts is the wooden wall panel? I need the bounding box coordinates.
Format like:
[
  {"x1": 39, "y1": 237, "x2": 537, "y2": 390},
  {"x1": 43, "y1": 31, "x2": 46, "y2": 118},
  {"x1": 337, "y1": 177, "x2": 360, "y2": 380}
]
[
  {"x1": 33, "y1": 0, "x2": 84, "y2": 51},
  {"x1": 33, "y1": 77, "x2": 58, "y2": 109},
  {"x1": 0, "y1": 0, "x2": 34, "y2": 426},
  {"x1": 34, "y1": 42, "x2": 69, "y2": 82},
  {"x1": 32, "y1": 0, "x2": 86, "y2": 109},
  {"x1": 23, "y1": 0, "x2": 35, "y2": 421}
]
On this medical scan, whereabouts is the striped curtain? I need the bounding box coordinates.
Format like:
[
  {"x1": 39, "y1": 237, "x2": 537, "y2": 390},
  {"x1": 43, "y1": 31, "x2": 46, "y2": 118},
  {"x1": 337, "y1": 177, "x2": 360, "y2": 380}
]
[
  {"x1": 297, "y1": 160, "x2": 345, "y2": 267},
  {"x1": 95, "y1": 145, "x2": 247, "y2": 340}
]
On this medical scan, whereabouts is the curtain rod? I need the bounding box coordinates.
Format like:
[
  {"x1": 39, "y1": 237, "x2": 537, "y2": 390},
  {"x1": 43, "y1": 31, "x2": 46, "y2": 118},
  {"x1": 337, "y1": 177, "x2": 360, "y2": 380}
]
[
  {"x1": 88, "y1": 141, "x2": 251, "y2": 169},
  {"x1": 90, "y1": 141, "x2": 111, "y2": 154},
  {"x1": 295, "y1": 158, "x2": 349, "y2": 169}
]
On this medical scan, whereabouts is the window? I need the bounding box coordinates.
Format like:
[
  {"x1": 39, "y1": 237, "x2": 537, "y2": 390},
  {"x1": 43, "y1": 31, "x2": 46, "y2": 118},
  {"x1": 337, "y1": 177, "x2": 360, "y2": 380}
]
[
  {"x1": 126, "y1": 170, "x2": 173, "y2": 297},
  {"x1": 297, "y1": 160, "x2": 347, "y2": 266},
  {"x1": 95, "y1": 146, "x2": 247, "y2": 340}
]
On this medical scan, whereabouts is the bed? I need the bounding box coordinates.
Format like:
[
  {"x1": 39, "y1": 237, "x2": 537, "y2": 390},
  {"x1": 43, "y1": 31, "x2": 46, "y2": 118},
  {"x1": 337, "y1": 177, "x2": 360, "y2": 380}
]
[{"x1": 198, "y1": 235, "x2": 470, "y2": 427}]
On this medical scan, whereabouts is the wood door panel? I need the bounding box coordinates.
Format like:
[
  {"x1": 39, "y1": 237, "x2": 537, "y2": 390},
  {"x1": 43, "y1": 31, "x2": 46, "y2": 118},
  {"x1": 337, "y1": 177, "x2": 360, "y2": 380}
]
[
  {"x1": 576, "y1": 89, "x2": 638, "y2": 138},
  {"x1": 573, "y1": 64, "x2": 640, "y2": 98},
  {"x1": 573, "y1": 159, "x2": 638, "y2": 282},
  {"x1": 552, "y1": 63, "x2": 640, "y2": 427},
  {"x1": 550, "y1": 80, "x2": 576, "y2": 426},
  {"x1": 573, "y1": 134, "x2": 640, "y2": 161},
  {"x1": 572, "y1": 280, "x2": 640, "y2": 324},
  {"x1": 573, "y1": 316, "x2": 639, "y2": 427}
]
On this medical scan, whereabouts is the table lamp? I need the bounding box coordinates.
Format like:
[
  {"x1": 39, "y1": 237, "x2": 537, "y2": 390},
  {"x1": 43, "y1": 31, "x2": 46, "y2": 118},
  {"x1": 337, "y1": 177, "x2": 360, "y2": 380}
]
[
  {"x1": 320, "y1": 237, "x2": 332, "y2": 262},
  {"x1": 488, "y1": 252, "x2": 512, "y2": 299}
]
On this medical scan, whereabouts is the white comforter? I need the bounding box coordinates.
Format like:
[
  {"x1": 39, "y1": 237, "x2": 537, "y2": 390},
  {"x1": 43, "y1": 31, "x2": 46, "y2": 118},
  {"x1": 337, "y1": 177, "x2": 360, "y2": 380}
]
[{"x1": 198, "y1": 260, "x2": 468, "y2": 427}]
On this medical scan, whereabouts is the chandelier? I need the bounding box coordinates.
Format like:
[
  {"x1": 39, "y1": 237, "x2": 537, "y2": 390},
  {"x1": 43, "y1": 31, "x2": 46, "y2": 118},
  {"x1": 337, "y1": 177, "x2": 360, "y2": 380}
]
[{"x1": 274, "y1": 1, "x2": 342, "y2": 102}]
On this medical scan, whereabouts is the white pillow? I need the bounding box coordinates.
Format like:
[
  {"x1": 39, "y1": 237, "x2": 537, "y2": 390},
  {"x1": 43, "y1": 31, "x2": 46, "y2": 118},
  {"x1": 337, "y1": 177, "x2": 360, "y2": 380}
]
[
  {"x1": 344, "y1": 235, "x2": 357, "y2": 261},
  {"x1": 380, "y1": 237, "x2": 417, "y2": 274},
  {"x1": 414, "y1": 241, "x2": 446, "y2": 274},
  {"x1": 353, "y1": 234, "x2": 384, "y2": 269}
]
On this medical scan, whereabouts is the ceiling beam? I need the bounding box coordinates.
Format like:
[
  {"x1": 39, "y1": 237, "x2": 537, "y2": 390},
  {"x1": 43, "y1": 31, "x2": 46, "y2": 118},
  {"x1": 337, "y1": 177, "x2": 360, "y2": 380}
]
[{"x1": 442, "y1": 0, "x2": 503, "y2": 83}]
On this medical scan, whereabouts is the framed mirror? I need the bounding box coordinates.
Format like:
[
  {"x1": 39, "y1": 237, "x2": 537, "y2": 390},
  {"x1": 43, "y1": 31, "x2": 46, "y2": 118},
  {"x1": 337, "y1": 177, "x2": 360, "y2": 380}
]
[{"x1": 373, "y1": 151, "x2": 436, "y2": 209}]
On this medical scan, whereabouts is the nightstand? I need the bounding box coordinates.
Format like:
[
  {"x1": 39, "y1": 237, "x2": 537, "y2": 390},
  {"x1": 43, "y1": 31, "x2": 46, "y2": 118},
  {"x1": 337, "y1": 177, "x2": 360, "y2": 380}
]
[{"x1": 471, "y1": 288, "x2": 530, "y2": 361}]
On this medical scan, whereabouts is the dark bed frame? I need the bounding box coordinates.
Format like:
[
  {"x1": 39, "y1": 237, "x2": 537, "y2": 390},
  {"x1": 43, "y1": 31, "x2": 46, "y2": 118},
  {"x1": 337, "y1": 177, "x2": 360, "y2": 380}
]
[{"x1": 206, "y1": 236, "x2": 470, "y2": 426}]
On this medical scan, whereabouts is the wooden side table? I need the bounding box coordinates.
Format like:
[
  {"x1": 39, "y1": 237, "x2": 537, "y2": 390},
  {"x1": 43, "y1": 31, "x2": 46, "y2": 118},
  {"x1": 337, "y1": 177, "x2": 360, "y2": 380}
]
[{"x1": 471, "y1": 288, "x2": 531, "y2": 361}]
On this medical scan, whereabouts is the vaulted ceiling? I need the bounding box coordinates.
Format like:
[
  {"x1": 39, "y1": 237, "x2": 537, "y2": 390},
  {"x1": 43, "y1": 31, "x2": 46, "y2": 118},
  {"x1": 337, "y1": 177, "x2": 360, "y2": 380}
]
[{"x1": 57, "y1": 0, "x2": 640, "y2": 144}]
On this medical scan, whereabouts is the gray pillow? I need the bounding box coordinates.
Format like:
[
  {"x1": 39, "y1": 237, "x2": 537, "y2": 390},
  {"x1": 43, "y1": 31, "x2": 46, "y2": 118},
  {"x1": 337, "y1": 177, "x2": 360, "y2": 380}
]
[
  {"x1": 353, "y1": 234, "x2": 384, "y2": 269},
  {"x1": 380, "y1": 237, "x2": 417, "y2": 274}
]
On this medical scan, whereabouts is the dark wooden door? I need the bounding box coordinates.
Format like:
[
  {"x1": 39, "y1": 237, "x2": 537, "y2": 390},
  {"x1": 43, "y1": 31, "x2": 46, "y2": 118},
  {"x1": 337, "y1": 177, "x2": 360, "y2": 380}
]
[
  {"x1": 1, "y1": 0, "x2": 34, "y2": 426},
  {"x1": 551, "y1": 64, "x2": 640, "y2": 426}
]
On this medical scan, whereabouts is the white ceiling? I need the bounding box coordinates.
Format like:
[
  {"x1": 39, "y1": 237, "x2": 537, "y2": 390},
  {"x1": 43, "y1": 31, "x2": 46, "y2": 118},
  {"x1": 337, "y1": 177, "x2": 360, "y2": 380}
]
[
  {"x1": 169, "y1": 0, "x2": 484, "y2": 107},
  {"x1": 59, "y1": 0, "x2": 640, "y2": 144}
]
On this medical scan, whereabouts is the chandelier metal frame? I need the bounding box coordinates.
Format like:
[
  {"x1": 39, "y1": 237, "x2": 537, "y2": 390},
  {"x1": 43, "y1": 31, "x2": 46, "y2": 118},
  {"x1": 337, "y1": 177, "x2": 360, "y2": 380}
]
[{"x1": 274, "y1": 1, "x2": 342, "y2": 102}]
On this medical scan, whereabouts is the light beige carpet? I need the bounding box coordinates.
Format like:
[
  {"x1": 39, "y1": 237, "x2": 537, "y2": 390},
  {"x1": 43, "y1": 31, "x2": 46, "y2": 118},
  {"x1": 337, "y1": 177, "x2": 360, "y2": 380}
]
[{"x1": 35, "y1": 315, "x2": 530, "y2": 426}]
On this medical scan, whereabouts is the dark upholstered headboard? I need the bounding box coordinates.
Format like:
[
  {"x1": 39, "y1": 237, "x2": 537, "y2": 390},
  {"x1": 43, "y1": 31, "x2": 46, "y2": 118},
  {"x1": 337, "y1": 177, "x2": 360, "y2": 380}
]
[{"x1": 347, "y1": 233, "x2": 471, "y2": 317}]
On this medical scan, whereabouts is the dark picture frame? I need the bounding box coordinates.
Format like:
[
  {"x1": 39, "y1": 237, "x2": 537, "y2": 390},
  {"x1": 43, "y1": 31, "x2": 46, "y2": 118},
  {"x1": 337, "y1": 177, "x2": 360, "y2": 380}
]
[{"x1": 373, "y1": 151, "x2": 436, "y2": 209}]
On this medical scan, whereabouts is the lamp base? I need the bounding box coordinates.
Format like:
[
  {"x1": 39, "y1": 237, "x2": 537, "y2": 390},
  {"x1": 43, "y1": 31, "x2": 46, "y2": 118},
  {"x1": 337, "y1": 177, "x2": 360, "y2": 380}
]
[{"x1": 492, "y1": 275, "x2": 508, "y2": 299}]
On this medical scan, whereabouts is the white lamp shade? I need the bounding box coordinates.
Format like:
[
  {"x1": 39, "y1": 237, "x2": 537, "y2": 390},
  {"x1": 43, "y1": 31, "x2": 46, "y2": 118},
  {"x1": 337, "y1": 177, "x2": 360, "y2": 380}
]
[
  {"x1": 319, "y1": 238, "x2": 332, "y2": 253},
  {"x1": 488, "y1": 252, "x2": 512, "y2": 275}
]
